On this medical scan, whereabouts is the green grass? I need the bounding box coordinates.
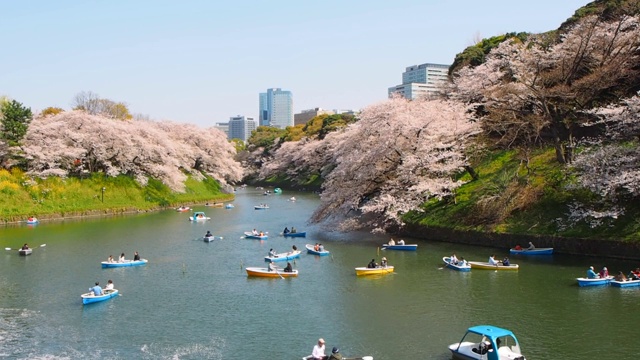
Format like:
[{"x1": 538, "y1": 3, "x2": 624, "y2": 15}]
[{"x1": 0, "y1": 169, "x2": 233, "y2": 222}]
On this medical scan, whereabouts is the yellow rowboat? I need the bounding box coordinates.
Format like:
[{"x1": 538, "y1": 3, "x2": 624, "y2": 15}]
[
  {"x1": 245, "y1": 267, "x2": 298, "y2": 278},
  {"x1": 468, "y1": 261, "x2": 519, "y2": 271},
  {"x1": 355, "y1": 266, "x2": 394, "y2": 276}
]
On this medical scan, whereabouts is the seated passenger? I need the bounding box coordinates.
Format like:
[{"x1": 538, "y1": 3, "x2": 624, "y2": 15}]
[
  {"x1": 283, "y1": 227, "x2": 290, "y2": 234},
  {"x1": 615, "y1": 271, "x2": 627, "y2": 281},
  {"x1": 586, "y1": 266, "x2": 599, "y2": 279},
  {"x1": 514, "y1": 244, "x2": 522, "y2": 250},
  {"x1": 367, "y1": 259, "x2": 377, "y2": 269},
  {"x1": 284, "y1": 262, "x2": 293, "y2": 272},
  {"x1": 502, "y1": 257, "x2": 510, "y2": 266},
  {"x1": 398, "y1": 239, "x2": 405, "y2": 245},
  {"x1": 488, "y1": 255, "x2": 498, "y2": 265},
  {"x1": 388, "y1": 238, "x2": 396, "y2": 246}
]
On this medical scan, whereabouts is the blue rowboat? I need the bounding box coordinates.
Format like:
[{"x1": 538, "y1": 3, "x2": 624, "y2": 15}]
[
  {"x1": 101, "y1": 259, "x2": 148, "y2": 268},
  {"x1": 576, "y1": 276, "x2": 613, "y2": 287},
  {"x1": 449, "y1": 325, "x2": 525, "y2": 360},
  {"x1": 509, "y1": 247, "x2": 553, "y2": 255},
  {"x1": 81, "y1": 289, "x2": 119, "y2": 305},
  {"x1": 244, "y1": 232, "x2": 268, "y2": 240},
  {"x1": 381, "y1": 243, "x2": 418, "y2": 251},
  {"x1": 283, "y1": 231, "x2": 306, "y2": 238},
  {"x1": 443, "y1": 257, "x2": 471, "y2": 272},
  {"x1": 254, "y1": 205, "x2": 269, "y2": 210},
  {"x1": 305, "y1": 244, "x2": 330, "y2": 256},
  {"x1": 265, "y1": 250, "x2": 301, "y2": 262},
  {"x1": 610, "y1": 279, "x2": 640, "y2": 288}
]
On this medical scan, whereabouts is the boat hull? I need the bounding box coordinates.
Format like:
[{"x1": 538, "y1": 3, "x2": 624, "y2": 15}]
[
  {"x1": 101, "y1": 259, "x2": 148, "y2": 268},
  {"x1": 355, "y1": 266, "x2": 394, "y2": 276},
  {"x1": 576, "y1": 276, "x2": 613, "y2": 287},
  {"x1": 254, "y1": 206, "x2": 269, "y2": 210},
  {"x1": 509, "y1": 248, "x2": 553, "y2": 255},
  {"x1": 204, "y1": 236, "x2": 222, "y2": 242},
  {"x1": 443, "y1": 257, "x2": 471, "y2": 272},
  {"x1": 283, "y1": 232, "x2": 306, "y2": 238},
  {"x1": 611, "y1": 279, "x2": 640, "y2": 288},
  {"x1": 244, "y1": 232, "x2": 268, "y2": 240},
  {"x1": 305, "y1": 244, "x2": 330, "y2": 256},
  {"x1": 382, "y1": 244, "x2": 417, "y2": 251},
  {"x1": 265, "y1": 251, "x2": 301, "y2": 262},
  {"x1": 82, "y1": 289, "x2": 119, "y2": 304},
  {"x1": 19, "y1": 249, "x2": 32, "y2": 256},
  {"x1": 245, "y1": 267, "x2": 298, "y2": 278},
  {"x1": 468, "y1": 261, "x2": 519, "y2": 270}
]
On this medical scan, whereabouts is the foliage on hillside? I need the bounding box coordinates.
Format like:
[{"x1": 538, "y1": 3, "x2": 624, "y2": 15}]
[{"x1": 448, "y1": 32, "x2": 529, "y2": 76}]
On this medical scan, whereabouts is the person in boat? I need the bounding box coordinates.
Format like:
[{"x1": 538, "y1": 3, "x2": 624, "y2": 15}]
[
  {"x1": 269, "y1": 248, "x2": 277, "y2": 258},
  {"x1": 268, "y1": 262, "x2": 277, "y2": 272},
  {"x1": 252, "y1": 229, "x2": 259, "y2": 235},
  {"x1": 488, "y1": 254, "x2": 499, "y2": 265},
  {"x1": 291, "y1": 227, "x2": 297, "y2": 233},
  {"x1": 458, "y1": 257, "x2": 467, "y2": 266},
  {"x1": 314, "y1": 243, "x2": 320, "y2": 251},
  {"x1": 398, "y1": 239, "x2": 405, "y2": 245},
  {"x1": 599, "y1": 267, "x2": 609, "y2": 278},
  {"x1": 587, "y1": 266, "x2": 599, "y2": 279},
  {"x1": 527, "y1": 242, "x2": 536, "y2": 250},
  {"x1": 367, "y1": 259, "x2": 377, "y2": 268},
  {"x1": 450, "y1": 253, "x2": 459, "y2": 265},
  {"x1": 259, "y1": 231, "x2": 264, "y2": 236},
  {"x1": 133, "y1": 251, "x2": 141, "y2": 261},
  {"x1": 514, "y1": 244, "x2": 523, "y2": 250},
  {"x1": 21, "y1": 243, "x2": 29, "y2": 250},
  {"x1": 119, "y1": 253, "x2": 126, "y2": 263},
  {"x1": 502, "y1": 257, "x2": 510, "y2": 266},
  {"x1": 630, "y1": 268, "x2": 640, "y2": 279},
  {"x1": 380, "y1": 257, "x2": 388, "y2": 267},
  {"x1": 327, "y1": 347, "x2": 343, "y2": 360},
  {"x1": 90, "y1": 282, "x2": 103, "y2": 296},
  {"x1": 103, "y1": 279, "x2": 114, "y2": 291},
  {"x1": 292, "y1": 245, "x2": 298, "y2": 251},
  {"x1": 107, "y1": 255, "x2": 115, "y2": 263},
  {"x1": 318, "y1": 244, "x2": 324, "y2": 252},
  {"x1": 311, "y1": 338, "x2": 326, "y2": 360},
  {"x1": 388, "y1": 238, "x2": 396, "y2": 246},
  {"x1": 283, "y1": 227, "x2": 290, "y2": 234},
  {"x1": 615, "y1": 271, "x2": 628, "y2": 281},
  {"x1": 283, "y1": 262, "x2": 293, "y2": 272},
  {"x1": 205, "y1": 231, "x2": 212, "y2": 237}
]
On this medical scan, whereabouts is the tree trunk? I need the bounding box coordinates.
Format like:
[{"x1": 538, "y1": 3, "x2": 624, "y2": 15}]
[{"x1": 464, "y1": 165, "x2": 479, "y2": 181}]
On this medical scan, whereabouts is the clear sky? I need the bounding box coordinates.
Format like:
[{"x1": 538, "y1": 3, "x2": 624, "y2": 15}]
[{"x1": 2, "y1": 0, "x2": 590, "y2": 127}]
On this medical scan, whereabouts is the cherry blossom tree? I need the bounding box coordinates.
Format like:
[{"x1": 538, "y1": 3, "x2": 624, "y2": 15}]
[{"x1": 21, "y1": 111, "x2": 243, "y2": 191}]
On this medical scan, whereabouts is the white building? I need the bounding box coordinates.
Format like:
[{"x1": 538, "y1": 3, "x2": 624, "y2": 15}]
[
  {"x1": 388, "y1": 62, "x2": 450, "y2": 100},
  {"x1": 228, "y1": 115, "x2": 257, "y2": 141},
  {"x1": 259, "y1": 88, "x2": 293, "y2": 128}
]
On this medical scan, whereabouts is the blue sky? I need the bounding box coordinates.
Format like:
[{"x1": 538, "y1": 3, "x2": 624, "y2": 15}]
[{"x1": 2, "y1": 0, "x2": 589, "y2": 127}]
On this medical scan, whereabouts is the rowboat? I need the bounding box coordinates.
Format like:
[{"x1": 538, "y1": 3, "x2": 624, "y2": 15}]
[
  {"x1": 19, "y1": 248, "x2": 33, "y2": 256},
  {"x1": 303, "y1": 356, "x2": 372, "y2": 360},
  {"x1": 204, "y1": 235, "x2": 223, "y2": 242},
  {"x1": 509, "y1": 247, "x2": 554, "y2": 255},
  {"x1": 176, "y1": 206, "x2": 190, "y2": 212},
  {"x1": 254, "y1": 204, "x2": 269, "y2": 210},
  {"x1": 283, "y1": 231, "x2": 306, "y2": 238},
  {"x1": 225, "y1": 204, "x2": 234, "y2": 209},
  {"x1": 274, "y1": 188, "x2": 282, "y2": 193},
  {"x1": 245, "y1": 267, "x2": 298, "y2": 278},
  {"x1": 443, "y1": 257, "x2": 471, "y2": 272},
  {"x1": 610, "y1": 279, "x2": 640, "y2": 288},
  {"x1": 26, "y1": 217, "x2": 39, "y2": 224},
  {"x1": 81, "y1": 289, "x2": 119, "y2": 305},
  {"x1": 468, "y1": 261, "x2": 519, "y2": 271},
  {"x1": 244, "y1": 232, "x2": 268, "y2": 240},
  {"x1": 189, "y1": 212, "x2": 210, "y2": 221},
  {"x1": 382, "y1": 243, "x2": 418, "y2": 251},
  {"x1": 355, "y1": 266, "x2": 394, "y2": 276},
  {"x1": 265, "y1": 250, "x2": 301, "y2": 262},
  {"x1": 101, "y1": 259, "x2": 148, "y2": 268},
  {"x1": 305, "y1": 244, "x2": 330, "y2": 256},
  {"x1": 449, "y1": 325, "x2": 526, "y2": 360},
  {"x1": 576, "y1": 276, "x2": 613, "y2": 287}
]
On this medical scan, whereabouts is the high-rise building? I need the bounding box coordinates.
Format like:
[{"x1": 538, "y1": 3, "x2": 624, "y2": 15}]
[
  {"x1": 388, "y1": 63, "x2": 450, "y2": 100},
  {"x1": 258, "y1": 88, "x2": 293, "y2": 128},
  {"x1": 228, "y1": 115, "x2": 257, "y2": 141}
]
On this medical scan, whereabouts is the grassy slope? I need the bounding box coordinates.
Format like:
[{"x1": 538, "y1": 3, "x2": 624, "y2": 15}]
[
  {"x1": 0, "y1": 169, "x2": 233, "y2": 222},
  {"x1": 404, "y1": 148, "x2": 640, "y2": 241}
]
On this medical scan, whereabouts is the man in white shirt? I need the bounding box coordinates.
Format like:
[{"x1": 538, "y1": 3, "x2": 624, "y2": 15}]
[{"x1": 311, "y1": 338, "x2": 326, "y2": 360}]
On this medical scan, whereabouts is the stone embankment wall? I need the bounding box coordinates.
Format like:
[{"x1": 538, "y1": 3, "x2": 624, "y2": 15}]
[{"x1": 398, "y1": 224, "x2": 640, "y2": 260}]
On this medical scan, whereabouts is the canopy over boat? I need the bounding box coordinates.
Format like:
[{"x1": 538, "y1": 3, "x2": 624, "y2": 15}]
[
  {"x1": 245, "y1": 267, "x2": 298, "y2": 278},
  {"x1": 449, "y1": 325, "x2": 525, "y2": 360},
  {"x1": 81, "y1": 289, "x2": 119, "y2": 305},
  {"x1": 509, "y1": 248, "x2": 553, "y2": 255},
  {"x1": 468, "y1": 261, "x2": 519, "y2": 271},
  {"x1": 355, "y1": 266, "x2": 394, "y2": 276},
  {"x1": 101, "y1": 259, "x2": 148, "y2": 268},
  {"x1": 305, "y1": 244, "x2": 330, "y2": 256},
  {"x1": 265, "y1": 250, "x2": 301, "y2": 262},
  {"x1": 189, "y1": 212, "x2": 210, "y2": 221}
]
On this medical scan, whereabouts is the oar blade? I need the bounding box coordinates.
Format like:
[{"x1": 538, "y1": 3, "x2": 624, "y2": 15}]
[
  {"x1": 40, "y1": 244, "x2": 46, "y2": 247},
  {"x1": 5, "y1": 247, "x2": 12, "y2": 251}
]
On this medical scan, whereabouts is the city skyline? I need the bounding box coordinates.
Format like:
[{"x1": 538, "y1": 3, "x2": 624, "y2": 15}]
[{"x1": 1, "y1": 0, "x2": 590, "y2": 128}]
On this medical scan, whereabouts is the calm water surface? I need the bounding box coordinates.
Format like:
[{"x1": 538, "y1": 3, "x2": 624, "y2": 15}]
[{"x1": 1, "y1": 189, "x2": 639, "y2": 359}]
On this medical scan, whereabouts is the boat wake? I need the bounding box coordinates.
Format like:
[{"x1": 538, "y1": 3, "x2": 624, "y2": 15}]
[{"x1": 140, "y1": 337, "x2": 227, "y2": 359}]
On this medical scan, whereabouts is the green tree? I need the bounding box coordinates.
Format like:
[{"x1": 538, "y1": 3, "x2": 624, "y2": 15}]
[
  {"x1": 247, "y1": 126, "x2": 287, "y2": 148},
  {"x1": 1, "y1": 100, "x2": 32, "y2": 146}
]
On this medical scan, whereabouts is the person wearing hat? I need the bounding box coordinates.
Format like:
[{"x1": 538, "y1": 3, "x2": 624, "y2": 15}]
[
  {"x1": 586, "y1": 266, "x2": 599, "y2": 279},
  {"x1": 311, "y1": 338, "x2": 326, "y2": 360},
  {"x1": 380, "y1": 257, "x2": 388, "y2": 267},
  {"x1": 327, "y1": 346, "x2": 343, "y2": 360}
]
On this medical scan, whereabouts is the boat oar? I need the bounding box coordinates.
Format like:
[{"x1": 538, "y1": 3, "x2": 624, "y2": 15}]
[
  {"x1": 4, "y1": 244, "x2": 46, "y2": 251},
  {"x1": 345, "y1": 357, "x2": 373, "y2": 360},
  {"x1": 272, "y1": 264, "x2": 284, "y2": 279}
]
